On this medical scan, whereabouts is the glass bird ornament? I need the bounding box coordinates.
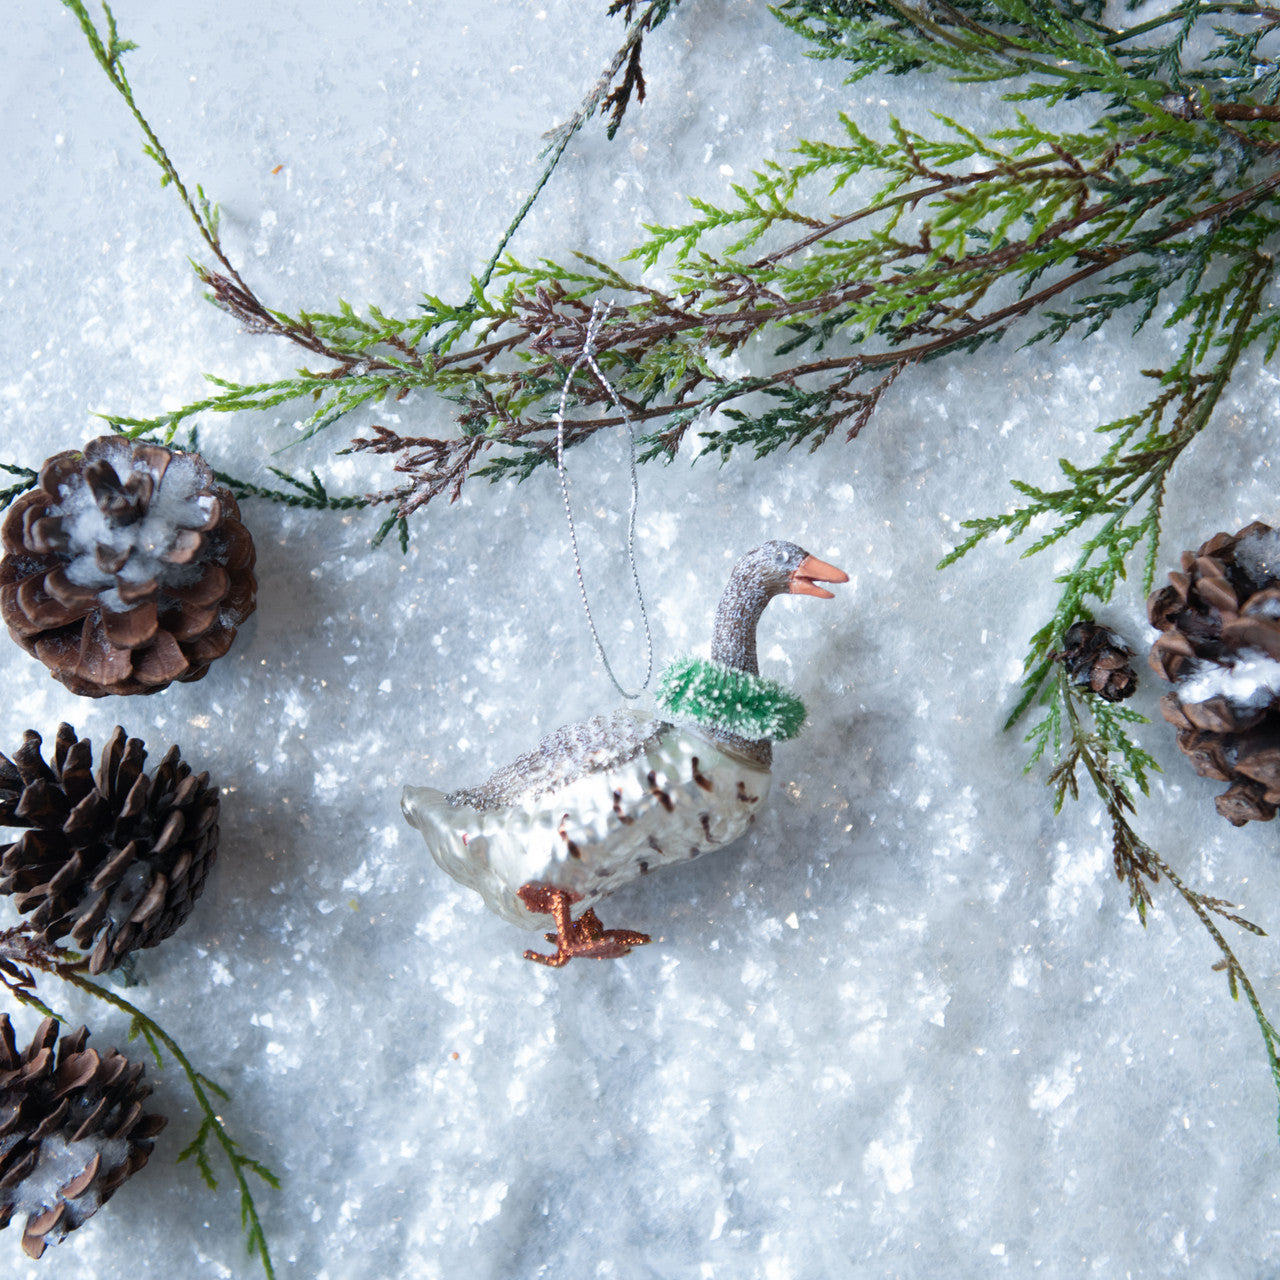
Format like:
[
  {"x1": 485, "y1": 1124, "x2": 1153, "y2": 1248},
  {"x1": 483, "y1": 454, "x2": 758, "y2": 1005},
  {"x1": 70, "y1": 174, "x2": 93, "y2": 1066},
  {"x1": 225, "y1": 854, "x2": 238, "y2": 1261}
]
[{"x1": 402, "y1": 541, "x2": 847, "y2": 966}]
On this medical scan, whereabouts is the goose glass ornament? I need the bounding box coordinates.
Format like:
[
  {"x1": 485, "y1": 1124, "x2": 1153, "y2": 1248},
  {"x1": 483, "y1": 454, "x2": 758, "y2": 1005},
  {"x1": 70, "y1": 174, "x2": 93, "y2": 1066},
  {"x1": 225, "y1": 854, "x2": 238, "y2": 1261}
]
[{"x1": 402, "y1": 541, "x2": 847, "y2": 966}]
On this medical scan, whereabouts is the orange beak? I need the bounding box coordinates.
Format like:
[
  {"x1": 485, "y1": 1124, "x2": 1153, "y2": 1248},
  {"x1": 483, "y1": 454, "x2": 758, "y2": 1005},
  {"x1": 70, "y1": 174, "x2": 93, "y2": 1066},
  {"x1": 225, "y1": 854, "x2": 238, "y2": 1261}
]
[{"x1": 789, "y1": 554, "x2": 849, "y2": 599}]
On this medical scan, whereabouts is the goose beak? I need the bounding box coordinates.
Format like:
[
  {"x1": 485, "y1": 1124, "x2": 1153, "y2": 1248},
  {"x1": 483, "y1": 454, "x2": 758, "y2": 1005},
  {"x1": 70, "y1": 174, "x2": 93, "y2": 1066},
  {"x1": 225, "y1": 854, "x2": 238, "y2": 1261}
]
[{"x1": 790, "y1": 554, "x2": 849, "y2": 599}]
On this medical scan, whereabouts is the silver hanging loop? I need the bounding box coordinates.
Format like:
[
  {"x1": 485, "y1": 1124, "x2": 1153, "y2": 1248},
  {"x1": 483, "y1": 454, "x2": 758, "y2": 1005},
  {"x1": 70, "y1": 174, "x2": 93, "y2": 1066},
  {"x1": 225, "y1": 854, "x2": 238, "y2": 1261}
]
[{"x1": 554, "y1": 299, "x2": 653, "y2": 700}]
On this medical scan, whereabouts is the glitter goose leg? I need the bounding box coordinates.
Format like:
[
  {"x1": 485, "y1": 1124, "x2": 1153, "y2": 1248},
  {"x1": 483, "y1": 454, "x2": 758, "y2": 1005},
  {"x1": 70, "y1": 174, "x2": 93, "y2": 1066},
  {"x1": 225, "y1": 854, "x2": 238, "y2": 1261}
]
[{"x1": 516, "y1": 884, "x2": 651, "y2": 967}]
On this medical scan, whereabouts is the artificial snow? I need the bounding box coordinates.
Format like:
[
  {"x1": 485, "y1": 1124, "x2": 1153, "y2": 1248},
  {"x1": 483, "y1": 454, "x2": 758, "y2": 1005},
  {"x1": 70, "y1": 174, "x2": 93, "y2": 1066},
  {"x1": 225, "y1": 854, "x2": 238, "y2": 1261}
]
[
  {"x1": 1177, "y1": 648, "x2": 1280, "y2": 711},
  {"x1": 3, "y1": 2, "x2": 1280, "y2": 1279},
  {"x1": 56, "y1": 444, "x2": 211, "y2": 609},
  {"x1": 3, "y1": 1134, "x2": 129, "y2": 1230},
  {"x1": 1234, "y1": 528, "x2": 1280, "y2": 590}
]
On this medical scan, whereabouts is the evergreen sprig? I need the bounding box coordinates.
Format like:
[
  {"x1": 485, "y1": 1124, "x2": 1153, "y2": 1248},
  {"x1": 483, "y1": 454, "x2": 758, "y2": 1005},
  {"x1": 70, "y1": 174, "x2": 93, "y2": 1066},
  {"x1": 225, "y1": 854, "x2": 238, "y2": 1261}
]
[
  {"x1": 912, "y1": 7, "x2": 1280, "y2": 1124},
  {"x1": 0, "y1": 925, "x2": 279, "y2": 1277},
  {"x1": 1042, "y1": 673, "x2": 1280, "y2": 1136},
  {"x1": 60, "y1": 0, "x2": 687, "y2": 513},
  {"x1": 60, "y1": 0, "x2": 1280, "y2": 545},
  {"x1": 944, "y1": 252, "x2": 1274, "y2": 729},
  {"x1": 72, "y1": 972, "x2": 280, "y2": 1280}
]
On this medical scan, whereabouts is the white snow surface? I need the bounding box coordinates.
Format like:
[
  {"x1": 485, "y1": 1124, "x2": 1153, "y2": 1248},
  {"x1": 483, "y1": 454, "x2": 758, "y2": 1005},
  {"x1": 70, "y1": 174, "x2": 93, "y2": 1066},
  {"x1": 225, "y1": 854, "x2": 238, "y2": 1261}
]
[{"x1": 3, "y1": 3, "x2": 1280, "y2": 1278}]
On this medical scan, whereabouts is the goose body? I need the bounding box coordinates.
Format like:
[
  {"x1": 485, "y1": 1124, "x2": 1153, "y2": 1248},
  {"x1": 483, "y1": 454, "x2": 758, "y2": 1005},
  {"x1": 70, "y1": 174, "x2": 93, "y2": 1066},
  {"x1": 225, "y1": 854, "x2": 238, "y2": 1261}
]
[
  {"x1": 401, "y1": 541, "x2": 846, "y2": 963},
  {"x1": 402, "y1": 708, "x2": 771, "y2": 929}
]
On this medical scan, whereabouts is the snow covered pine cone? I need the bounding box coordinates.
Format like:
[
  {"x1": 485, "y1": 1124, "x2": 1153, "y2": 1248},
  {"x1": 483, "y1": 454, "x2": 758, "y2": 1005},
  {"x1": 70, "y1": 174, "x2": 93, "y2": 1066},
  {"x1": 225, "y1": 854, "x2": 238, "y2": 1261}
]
[
  {"x1": 0, "y1": 725, "x2": 219, "y2": 973},
  {"x1": 0, "y1": 1014, "x2": 165, "y2": 1259},
  {"x1": 1148, "y1": 521, "x2": 1280, "y2": 825},
  {"x1": 0, "y1": 436, "x2": 256, "y2": 697}
]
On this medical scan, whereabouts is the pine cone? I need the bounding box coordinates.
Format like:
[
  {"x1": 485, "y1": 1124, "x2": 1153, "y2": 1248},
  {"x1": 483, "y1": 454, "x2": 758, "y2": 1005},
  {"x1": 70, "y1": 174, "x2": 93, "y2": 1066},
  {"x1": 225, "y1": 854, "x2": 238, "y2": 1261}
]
[
  {"x1": 0, "y1": 725, "x2": 220, "y2": 973},
  {"x1": 0, "y1": 1014, "x2": 165, "y2": 1259},
  {"x1": 1056, "y1": 620, "x2": 1138, "y2": 702},
  {"x1": 0, "y1": 436, "x2": 256, "y2": 697},
  {"x1": 1148, "y1": 521, "x2": 1280, "y2": 825}
]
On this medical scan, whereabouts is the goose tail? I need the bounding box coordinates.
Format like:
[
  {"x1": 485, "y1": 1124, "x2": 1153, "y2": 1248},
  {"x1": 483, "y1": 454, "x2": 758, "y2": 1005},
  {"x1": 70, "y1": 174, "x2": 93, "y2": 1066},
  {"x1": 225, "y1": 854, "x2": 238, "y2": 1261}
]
[{"x1": 401, "y1": 784, "x2": 450, "y2": 832}]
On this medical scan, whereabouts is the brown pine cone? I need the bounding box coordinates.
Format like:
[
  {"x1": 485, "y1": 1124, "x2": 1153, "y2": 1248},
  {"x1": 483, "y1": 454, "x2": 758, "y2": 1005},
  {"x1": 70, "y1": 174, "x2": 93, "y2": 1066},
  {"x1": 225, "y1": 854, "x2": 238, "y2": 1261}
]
[
  {"x1": 1148, "y1": 521, "x2": 1280, "y2": 825},
  {"x1": 0, "y1": 725, "x2": 220, "y2": 973},
  {"x1": 0, "y1": 1014, "x2": 165, "y2": 1259},
  {"x1": 0, "y1": 436, "x2": 256, "y2": 697},
  {"x1": 1056, "y1": 620, "x2": 1138, "y2": 702}
]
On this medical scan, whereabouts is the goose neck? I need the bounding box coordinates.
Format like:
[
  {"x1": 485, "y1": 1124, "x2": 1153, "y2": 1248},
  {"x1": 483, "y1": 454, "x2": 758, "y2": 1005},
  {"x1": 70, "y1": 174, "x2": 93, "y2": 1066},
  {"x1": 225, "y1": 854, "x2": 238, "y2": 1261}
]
[
  {"x1": 710, "y1": 583, "x2": 769, "y2": 676},
  {"x1": 708, "y1": 573, "x2": 776, "y2": 768}
]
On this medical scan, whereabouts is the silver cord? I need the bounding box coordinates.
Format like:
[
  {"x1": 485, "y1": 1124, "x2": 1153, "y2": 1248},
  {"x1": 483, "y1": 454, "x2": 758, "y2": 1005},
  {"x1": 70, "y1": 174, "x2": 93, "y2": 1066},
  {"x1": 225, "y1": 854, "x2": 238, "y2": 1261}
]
[{"x1": 554, "y1": 299, "x2": 653, "y2": 700}]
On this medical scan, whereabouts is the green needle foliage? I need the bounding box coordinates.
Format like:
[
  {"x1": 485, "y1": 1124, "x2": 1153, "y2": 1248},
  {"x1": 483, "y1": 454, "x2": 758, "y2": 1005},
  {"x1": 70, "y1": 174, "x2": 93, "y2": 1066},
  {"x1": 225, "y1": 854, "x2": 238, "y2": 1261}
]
[
  {"x1": 43, "y1": 0, "x2": 683, "y2": 543},
  {"x1": 51, "y1": 0, "x2": 1280, "y2": 535},
  {"x1": 71, "y1": 972, "x2": 280, "y2": 1280},
  {"x1": 0, "y1": 464, "x2": 37, "y2": 511},
  {"x1": 49, "y1": 0, "x2": 1280, "y2": 1131},
  {"x1": 1039, "y1": 673, "x2": 1280, "y2": 1137},
  {"x1": 0, "y1": 925, "x2": 280, "y2": 1278}
]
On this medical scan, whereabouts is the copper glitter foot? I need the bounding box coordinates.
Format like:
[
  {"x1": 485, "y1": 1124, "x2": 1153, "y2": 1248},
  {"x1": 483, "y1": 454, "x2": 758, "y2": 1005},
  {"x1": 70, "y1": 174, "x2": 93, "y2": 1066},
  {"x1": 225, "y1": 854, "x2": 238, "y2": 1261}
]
[{"x1": 516, "y1": 884, "x2": 651, "y2": 967}]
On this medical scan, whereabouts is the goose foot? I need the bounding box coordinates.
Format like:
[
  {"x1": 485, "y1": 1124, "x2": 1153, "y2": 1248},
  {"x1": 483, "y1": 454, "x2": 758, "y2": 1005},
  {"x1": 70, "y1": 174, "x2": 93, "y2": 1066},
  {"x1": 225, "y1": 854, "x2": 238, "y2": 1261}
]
[{"x1": 517, "y1": 884, "x2": 651, "y2": 967}]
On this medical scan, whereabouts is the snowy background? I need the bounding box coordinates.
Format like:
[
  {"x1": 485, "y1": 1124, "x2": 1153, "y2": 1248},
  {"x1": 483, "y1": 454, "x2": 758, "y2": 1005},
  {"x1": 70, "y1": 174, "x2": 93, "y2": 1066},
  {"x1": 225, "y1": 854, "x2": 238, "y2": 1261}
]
[{"x1": 3, "y1": 1, "x2": 1280, "y2": 1276}]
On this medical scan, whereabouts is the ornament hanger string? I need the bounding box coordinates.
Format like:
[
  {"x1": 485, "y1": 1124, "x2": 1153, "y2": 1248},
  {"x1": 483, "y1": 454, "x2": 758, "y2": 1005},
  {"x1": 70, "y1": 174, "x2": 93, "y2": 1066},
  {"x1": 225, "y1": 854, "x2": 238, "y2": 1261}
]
[{"x1": 554, "y1": 300, "x2": 653, "y2": 700}]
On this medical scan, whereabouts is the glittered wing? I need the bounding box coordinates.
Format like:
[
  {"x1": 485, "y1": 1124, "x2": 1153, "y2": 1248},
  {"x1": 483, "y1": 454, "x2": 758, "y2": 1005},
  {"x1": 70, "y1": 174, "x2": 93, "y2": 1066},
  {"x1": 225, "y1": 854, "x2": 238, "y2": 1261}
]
[{"x1": 444, "y1": 709, "x2": 668, "y2": 811}]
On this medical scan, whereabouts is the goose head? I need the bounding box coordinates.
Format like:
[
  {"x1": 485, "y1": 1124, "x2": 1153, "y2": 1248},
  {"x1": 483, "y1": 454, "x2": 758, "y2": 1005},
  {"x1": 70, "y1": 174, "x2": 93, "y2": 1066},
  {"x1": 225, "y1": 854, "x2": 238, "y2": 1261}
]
[
  {"x1": 707, "y1": 540, "x2": 848, "y2": 766},
  {"x1": 745, "y1": 540, "x2": 849, "y2": 601},
  {"x1": 712, "y1": 541, "x2": 848, "y2": 667}
]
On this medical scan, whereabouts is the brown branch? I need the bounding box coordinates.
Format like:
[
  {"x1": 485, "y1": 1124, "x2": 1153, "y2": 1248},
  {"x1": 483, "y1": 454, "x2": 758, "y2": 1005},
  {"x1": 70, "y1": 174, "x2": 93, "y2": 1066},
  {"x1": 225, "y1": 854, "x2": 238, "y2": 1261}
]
[{"x1": 1211, "y1": 103, "x2": 1280, "y2": 121}]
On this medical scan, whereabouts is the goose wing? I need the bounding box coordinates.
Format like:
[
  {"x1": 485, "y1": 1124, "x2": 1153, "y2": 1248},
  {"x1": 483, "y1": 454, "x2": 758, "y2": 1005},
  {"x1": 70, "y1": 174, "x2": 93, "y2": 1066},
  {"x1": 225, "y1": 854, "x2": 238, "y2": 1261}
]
[{"x1": 447, "y1": 709, "x2": 667, "y2": 811}]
